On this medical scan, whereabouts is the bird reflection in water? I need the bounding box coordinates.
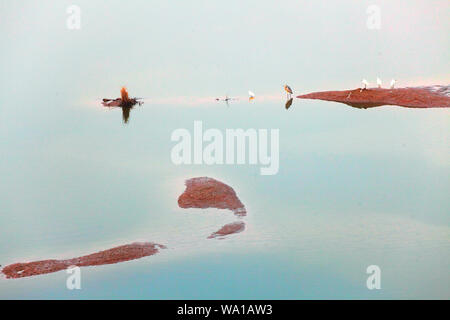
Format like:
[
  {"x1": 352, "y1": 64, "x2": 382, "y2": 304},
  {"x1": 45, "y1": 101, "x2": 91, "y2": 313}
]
[
  {"x1": 285, "y1": 97, "x2": 293, "y2": 110},
  {"x1": 120, "y1": 106, "x2": 133, "y2": 123}
]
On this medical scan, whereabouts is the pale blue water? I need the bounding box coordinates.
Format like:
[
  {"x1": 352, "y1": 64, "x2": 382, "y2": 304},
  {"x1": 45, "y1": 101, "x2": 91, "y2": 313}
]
[{"x1": 0, "y1": 0, "x2": 449, "y2": 299}]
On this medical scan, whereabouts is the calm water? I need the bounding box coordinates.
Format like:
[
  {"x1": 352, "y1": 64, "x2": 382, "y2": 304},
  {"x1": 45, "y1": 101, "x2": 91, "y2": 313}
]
[{"x1": 0, "y1": 1, "x2": 449, "y2": 299}]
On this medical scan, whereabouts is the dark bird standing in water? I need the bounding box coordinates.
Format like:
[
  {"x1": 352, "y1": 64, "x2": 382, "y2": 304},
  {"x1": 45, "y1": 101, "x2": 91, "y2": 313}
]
[{"x1": 284, "y1": 84, "x2": 293, "y2": 98}]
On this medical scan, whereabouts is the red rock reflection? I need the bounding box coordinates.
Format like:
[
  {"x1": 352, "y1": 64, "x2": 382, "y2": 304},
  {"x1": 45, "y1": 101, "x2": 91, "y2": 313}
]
[
  {"x1": 178, "y1": 177, "x2": 246, "y2": 217},
  {"x1": 208, "y1": 221, "x2": 245, "y2": 239},
  {"x1": 2, "y1": 242, "x2": 166, "y2": 279}
]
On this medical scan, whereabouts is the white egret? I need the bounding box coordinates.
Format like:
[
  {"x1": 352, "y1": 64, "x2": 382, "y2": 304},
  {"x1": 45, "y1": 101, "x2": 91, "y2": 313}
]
[
  {"x1": 361, "y1": 79, "x2": 369, "y2": 91},
  {"x1": 390, "y1": 79, "x2": 396, "y2": 89},
  {"x1": 377, "y1": 77, "x2": 382, "y2": 88}
]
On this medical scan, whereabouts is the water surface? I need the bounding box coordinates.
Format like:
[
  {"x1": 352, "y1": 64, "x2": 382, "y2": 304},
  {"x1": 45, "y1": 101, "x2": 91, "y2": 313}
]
[{"x1": 0, "y1": 0, "x2": 449, "y2": 299}]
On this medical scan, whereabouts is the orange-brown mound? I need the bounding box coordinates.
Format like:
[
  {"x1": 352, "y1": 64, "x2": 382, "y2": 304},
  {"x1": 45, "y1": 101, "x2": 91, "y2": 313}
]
[
  {"x1": 297, "y1": 87, "x2": 450, "y2": 109},
  {"x1": 120, "y1": 87, "x2": 130, "y2": 103},
  {"x1": 2, "y1": 242, "x2": 166, "y2": 279},
  {"x1": 178, "y1": 177, "x2": 246, "y2": 217}
]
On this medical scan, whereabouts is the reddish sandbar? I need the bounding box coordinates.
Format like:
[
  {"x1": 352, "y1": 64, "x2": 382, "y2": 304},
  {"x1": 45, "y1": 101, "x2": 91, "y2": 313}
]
[
  {"x1": 178, "y1": 177, "x2": 246, "y2": 217},
  {"x1": 297, "y1": 87, "x2": 450, "y2": 109},
  {"x1": 2, "y1": 242, "x2": 166, "y2": 279}
]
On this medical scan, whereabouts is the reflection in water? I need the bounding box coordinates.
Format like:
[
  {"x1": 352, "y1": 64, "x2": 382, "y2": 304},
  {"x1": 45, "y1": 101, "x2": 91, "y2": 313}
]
[
  {"x1": 208, "y1": 221, "x2": 245, "y2": 239},
  {"x1": 121, "y1": 106, "x2": 132, "y2": 123},
  {"x1": 1, "y1": 242, "x2": 166, "y2": 279},
  {"x1": 102, "y1": 104, "x2": 139, "y2": 124},
  {"x1": 340, "y1": 101, "x2": 389, "y2": 109},
  {"x1": 285, "y1": 97, "x2": 293, "y2": 110}
]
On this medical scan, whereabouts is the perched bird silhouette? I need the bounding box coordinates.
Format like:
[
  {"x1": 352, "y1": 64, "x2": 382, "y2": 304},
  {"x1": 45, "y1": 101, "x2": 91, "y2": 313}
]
[{"x1": 284, "y1": 84, "x2": 293, "y2": 98}]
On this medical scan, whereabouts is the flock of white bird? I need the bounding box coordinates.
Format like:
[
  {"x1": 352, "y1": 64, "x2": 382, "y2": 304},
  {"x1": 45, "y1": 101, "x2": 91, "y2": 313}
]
[
  {"x1": 361, "y1": 78, "x2": 396, "y2": 91},
  {"x1": 233, "y1": 79, "x2": 397, "y2": 101}
]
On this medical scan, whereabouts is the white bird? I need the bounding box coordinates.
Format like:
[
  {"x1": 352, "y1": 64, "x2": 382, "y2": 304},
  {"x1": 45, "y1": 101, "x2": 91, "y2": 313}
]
[
  {"x1": 390, "y1": 79, "x2": 396, "y2": 89},
  {"x1": 361, "y1": 79, "x2": 369, "y2": 91},
  {"x1": 377, "y1": 77, "x2": 382, "y2": 88},
  {"x1": 248, "y1": 91, "x2": 255, "y2": 100}
]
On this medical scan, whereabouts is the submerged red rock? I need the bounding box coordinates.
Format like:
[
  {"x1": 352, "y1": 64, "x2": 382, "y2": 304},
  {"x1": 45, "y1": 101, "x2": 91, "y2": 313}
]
[
  {"x1": 297, "y1": 86, "x2": 450, "y2": 109},
  {"x1": 1, "y1": 242, "x2": 166, "y2": 279},
  {"x1": 178, "y1": 177, "x2": 246, "y2": 217},
  {"x1": 208, "y1": 221, "x2": 245, "y2": 239}
]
